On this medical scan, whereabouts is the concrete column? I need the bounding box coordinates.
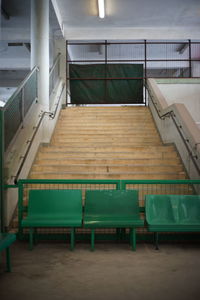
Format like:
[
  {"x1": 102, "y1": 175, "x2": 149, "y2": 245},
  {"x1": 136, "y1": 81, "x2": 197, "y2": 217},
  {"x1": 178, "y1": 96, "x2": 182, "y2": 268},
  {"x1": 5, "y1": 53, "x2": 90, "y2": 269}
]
[{"x1": 31, "y1": 0, "x2": 49, "y2": 110}]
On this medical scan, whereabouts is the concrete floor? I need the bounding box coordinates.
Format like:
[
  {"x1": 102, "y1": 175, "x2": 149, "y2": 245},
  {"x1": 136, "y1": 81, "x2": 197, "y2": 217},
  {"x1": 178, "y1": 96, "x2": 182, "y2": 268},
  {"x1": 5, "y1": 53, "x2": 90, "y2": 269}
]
[{"x1": 0, "y1": 241, "x2": 200, "y2": 300}]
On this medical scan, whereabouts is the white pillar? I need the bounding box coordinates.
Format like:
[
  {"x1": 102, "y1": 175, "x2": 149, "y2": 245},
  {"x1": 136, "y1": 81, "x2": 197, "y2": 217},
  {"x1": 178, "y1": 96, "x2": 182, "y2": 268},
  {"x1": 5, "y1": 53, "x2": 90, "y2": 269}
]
[{"x1": 31, "y1": 0, "x2": 49, "y2": 110}]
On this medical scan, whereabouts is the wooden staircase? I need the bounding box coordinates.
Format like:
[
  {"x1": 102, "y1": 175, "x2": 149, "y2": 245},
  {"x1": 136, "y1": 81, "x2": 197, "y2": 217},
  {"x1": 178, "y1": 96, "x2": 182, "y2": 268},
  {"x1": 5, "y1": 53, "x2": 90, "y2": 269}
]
[{"x1": 29, "y1": 106, "x2": 187, "y2": 180}]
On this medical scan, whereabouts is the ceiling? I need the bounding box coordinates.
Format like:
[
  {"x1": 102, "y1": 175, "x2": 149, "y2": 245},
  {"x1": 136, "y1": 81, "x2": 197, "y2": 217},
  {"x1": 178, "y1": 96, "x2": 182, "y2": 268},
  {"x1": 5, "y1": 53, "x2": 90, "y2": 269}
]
[
  {"x1": 0, "y1": 0, "x2": 200, "y2": 72},
  {"x1": 52, "y1": 0, "x2": 200, "y2": 40}
]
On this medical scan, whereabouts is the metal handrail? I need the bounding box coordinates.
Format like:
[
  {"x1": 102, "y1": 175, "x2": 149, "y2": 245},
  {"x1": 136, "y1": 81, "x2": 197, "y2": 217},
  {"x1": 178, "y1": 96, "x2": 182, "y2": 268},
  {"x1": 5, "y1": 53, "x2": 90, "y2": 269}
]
[
  {"x1": 49, "y1": 53, "x2": 61, "y2": 77},
  {"x1": 2, "y1": 66, "x2": 39, "y2": 111},
  {"x1": 146, "y1": 84, "x2": 200, "y2": 176},
  {"x1": 13, "y1": 83, "x2": 65, "y2": 184}
]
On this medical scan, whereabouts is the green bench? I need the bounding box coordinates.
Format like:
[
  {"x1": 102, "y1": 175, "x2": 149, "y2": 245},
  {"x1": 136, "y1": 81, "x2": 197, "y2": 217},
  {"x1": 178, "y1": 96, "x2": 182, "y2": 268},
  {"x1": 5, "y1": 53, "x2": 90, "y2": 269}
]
[
  {"x1": 145, "y1": 194, "x2": 200, "y2": 249},
  {"x1": 84, "y1": 190, "x2": 144, "y2": 251},
  {"x1": 0, "y1": 233, "x2": 16, "y2": 272},
  {"x1": 21, "y1": 189, "x2": 82, "y2": 250}
]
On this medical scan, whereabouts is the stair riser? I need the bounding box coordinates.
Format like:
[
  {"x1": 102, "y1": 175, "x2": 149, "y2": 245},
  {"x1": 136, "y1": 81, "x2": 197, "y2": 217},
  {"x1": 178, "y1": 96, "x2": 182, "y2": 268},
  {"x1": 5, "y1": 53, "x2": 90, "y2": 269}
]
[
  {"x1": 30, "y1": 173, "x2": 186, "y2": 180},
  {"x1": 51, "y1": 139, "x2": 161, "y2": 144},
  {"x1": 35, "y1": 158, "x2": 181, "y2": 166}
]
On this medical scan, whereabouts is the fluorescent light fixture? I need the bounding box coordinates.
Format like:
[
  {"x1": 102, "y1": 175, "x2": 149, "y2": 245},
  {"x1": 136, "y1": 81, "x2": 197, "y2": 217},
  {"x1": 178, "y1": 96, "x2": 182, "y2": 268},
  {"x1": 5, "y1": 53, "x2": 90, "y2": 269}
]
[{"x1": 98, "y1": 0, "x2": 105, "y2": 18}]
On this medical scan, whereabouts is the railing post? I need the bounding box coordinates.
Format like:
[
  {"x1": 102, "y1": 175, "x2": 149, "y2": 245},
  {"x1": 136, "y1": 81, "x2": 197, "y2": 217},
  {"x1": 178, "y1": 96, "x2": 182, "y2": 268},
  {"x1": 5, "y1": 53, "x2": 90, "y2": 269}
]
[
  {"x1": 18, "y1": 180, "x2": 24, "y2": 240},
  {"x1": 144, "y1": 39, "x2": 147, "y2": 106},
  {"x1": 21, "y1": 87, "x2": 25, "y2": 127},
  {"x1": 0, "y1": 109, "x2": 5, "y2": 232},
  {"x1": 188, "y1": 39, "x2": 192, "y2": 78}
]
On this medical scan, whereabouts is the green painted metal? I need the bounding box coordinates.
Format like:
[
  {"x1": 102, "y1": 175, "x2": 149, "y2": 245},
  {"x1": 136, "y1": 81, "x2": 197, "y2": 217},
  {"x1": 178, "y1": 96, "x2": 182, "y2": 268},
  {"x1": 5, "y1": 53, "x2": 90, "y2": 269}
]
[
  {"x1": 84, "y1": 190, "x2": 144, "y2": 250},
  {"x1": 15, "y1": 179, "x2": 200, "y2": 243},
  {"x1": 17, "y1": 232, "x2": 200, "y2": 243},
  {"x1": 84, "y1": 190, "x2": 143, "y2": 228},
  {"x1": 0, "y1": 110, "x2": 5, "y2": 232},
  {"x1": 21, "y1": 189, "x2": 82, "y2": 250},
  {"x1": 18, "y1": 181, "x2": 24, "y2": 239},
  {"x1": 146, "y1": 195, "x2": 200, "y2": 232},
  {"x1": 5, "y1": 185, "x2": 18, "y2": 189},
  {"x1": 0, "y1": 233, "x2": 16, "y2": 272},
  {"x1": 18, "y1": 179, "x2": 121, "y2": 186}
]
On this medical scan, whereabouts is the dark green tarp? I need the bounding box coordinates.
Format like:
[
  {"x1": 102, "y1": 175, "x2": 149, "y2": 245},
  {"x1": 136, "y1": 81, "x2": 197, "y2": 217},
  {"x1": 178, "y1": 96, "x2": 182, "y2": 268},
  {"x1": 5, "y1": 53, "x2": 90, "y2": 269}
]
[{"x1": 69, "y1": 64, "x2": 143, "y2": 104}]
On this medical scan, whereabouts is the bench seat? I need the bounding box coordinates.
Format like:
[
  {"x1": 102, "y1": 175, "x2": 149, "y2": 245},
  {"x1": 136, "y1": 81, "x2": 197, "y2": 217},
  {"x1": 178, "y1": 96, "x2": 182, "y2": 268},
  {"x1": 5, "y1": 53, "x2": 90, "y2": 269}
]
[
  {"x1": 145, "y1": 194, "x2": 200, "y2": 248},
  {"x1": 84, "y1": 217, "x2": 143, "y2": 228},
  {"x1": 21, "y1": 189, "x2": 82, "y2": 250},
  {"x1": 22, "y1": 217, "x2": 81, "y2": 227},
  {"x1": 84, "y1": 190, "x2": 144, "y2": 251}
]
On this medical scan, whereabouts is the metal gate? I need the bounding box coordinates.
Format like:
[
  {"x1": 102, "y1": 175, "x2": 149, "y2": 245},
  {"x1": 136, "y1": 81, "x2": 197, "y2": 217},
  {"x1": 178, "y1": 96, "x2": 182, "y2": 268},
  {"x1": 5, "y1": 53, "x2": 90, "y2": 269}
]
[{"x1": 66, "y1": 40, "x2": 200, "y2": 105}]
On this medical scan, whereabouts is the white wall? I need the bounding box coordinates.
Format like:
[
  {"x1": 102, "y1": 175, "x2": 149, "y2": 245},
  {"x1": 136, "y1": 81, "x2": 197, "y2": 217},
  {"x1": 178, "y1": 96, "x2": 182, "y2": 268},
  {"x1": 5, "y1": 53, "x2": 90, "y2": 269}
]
[{"x1": 158, "y1": 82, "x2": 200, "y2": 128}]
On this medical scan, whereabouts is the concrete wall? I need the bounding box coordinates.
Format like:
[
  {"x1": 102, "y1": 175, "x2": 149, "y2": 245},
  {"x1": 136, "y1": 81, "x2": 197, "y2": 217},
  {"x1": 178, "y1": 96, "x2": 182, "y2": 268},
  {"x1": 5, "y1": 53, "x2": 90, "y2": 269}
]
[
  {"x1": 157, "y1": 79, "x2": 200, "y2": 128},
  {"x1": 147, "y1": 79, "x2": 200, "y2": 183},
  {"x1": 5, "y1": 80, "x2": 65, "y2": 227}
]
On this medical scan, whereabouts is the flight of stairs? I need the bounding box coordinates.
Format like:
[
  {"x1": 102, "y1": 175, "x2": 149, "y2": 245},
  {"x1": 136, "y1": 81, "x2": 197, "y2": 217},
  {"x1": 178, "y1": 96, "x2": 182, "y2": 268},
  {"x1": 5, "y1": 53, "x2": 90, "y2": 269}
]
[{"x1": 29, "y1": 106, "x2": 187, "y2": 180}]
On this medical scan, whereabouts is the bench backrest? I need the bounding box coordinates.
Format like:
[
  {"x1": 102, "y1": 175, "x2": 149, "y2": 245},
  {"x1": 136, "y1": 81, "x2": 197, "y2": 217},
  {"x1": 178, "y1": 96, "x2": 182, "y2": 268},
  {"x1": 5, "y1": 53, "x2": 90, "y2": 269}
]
[
  {"x1": 28, "y1": 189, "x2": 82, "y2": 217},
  {"x1": 85, "y1": 190, "x2": 139, "y2": 217},
  {"x1": 145, "y1": 195, "x2": 200, "y2": 223}
]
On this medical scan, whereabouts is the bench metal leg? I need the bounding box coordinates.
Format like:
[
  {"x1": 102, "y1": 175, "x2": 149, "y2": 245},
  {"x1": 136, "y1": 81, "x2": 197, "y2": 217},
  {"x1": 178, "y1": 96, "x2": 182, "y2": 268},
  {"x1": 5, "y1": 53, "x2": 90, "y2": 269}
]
[
  {"x1": 154, "y1": 232, "x2": 159, "y2": 250},
  {"x1": 6, "y1": 247, "x2": 11, "y2": 272},
  {"x1": 121, "y1": 228, "x2": 126, "y2": 240},
  {"x1": 29, "y1": 228, "x2": 34, "y2": 250},
  {"x1": 130, "y1": 228, "x2": 136, "y2": 251},
  {"x1": 91, "y1": 229, "x2": 95, "y2": 251},
  {"x1": 116, "y1": 228, "x2": 121, "y2": 241},
  {"x1": 70, "y1": 228, "x2": 75, "y2": 251},
  {"x1": 34, "y1": 228, "x2": 38, "y2": 245}
]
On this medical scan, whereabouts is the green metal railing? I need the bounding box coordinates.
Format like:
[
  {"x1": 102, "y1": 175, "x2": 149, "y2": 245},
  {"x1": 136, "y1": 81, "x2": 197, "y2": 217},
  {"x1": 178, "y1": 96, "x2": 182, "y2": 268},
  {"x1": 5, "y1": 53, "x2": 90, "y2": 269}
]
[{"x1": 14, "y1": 179, "x2": 200, "y2": 241}]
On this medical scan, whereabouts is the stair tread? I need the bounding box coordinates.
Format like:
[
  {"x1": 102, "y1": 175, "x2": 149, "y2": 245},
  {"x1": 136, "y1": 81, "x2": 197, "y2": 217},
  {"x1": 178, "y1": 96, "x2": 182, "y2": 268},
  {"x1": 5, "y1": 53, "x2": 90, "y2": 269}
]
[{"x1": 29, "y1": 106, "x2": 185, "y2": 181}]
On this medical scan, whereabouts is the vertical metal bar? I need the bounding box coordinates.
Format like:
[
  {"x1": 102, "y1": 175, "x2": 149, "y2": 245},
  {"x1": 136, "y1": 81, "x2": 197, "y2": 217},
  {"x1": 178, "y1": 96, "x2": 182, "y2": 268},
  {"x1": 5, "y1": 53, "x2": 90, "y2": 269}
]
[
  {"x1": 29, "y1": 228, "x2": 34, "y2": 250},
  {"x1": 18, "y1": 181, "x2": 23, "y2": 239},
  {"x1": 21, "y1": 87, "x2": 25, "y2": 127},
  {"x1": 66, "y1": 40, "x2": 69, "y2": 106},
  {"x1": 188, "y1": 39, "x2": 192, "y2": 78},
  {"x1": 120, "y1": 180, "x2": 126, "y2": 190},
  {"x1": 36, "y1": 68, "x2": 38, "y2": 103},
  {"x1": 91, "y1": 228, "x2": 95, "y2": 251},
  {"x1": 105, "y1": 40, "x2": 108, "y2": 103},
  {"x1": 0, "y1": 109, "x2": 5, "y2": 232},
  {"x1": 144, "y1": 39, "x2": 147, "y2": 106},
  {"x1": 6, "y1": 247, "x2": 11, "y2": 272},
  {"x1": 70, "y1": 227, "x2": 75, "y2": 251},
  {"x1": 58, "y1": 54, "x2": 60, "y2": 79}
]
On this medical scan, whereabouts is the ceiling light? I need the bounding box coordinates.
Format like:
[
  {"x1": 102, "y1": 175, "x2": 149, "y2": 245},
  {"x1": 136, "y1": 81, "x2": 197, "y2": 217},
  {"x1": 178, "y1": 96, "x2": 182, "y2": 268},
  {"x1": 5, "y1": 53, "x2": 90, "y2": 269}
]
[{"x1": 98, "y1": 0, "x2": 105, "y2": 19}]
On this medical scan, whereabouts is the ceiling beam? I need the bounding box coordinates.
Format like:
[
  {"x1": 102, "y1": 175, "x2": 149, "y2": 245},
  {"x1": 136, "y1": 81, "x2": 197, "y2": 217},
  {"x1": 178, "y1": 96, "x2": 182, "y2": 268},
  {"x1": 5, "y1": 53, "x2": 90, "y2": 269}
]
[{"x1": 1, "y1": 6, "x2": 10, "y2": 20}]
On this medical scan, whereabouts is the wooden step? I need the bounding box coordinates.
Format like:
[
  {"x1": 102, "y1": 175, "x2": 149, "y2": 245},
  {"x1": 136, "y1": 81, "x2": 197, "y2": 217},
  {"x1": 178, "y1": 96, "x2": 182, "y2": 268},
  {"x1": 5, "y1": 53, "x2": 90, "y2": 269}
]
[
  {"x1": 29, "y1": 106, "x2": 185, "y2": 182},
  {"x1": 53, "y1": 129, "x2": 158, "y2": 135},
  {"x1": 37, "y1": 151, "x2": 179, "y2": 160},
  {"x1": 39, "y1": 145, "x2": 174, "y2": 154},
  {"x1": 29, "y1": 172, "x2": 187, "y2": 180},
  {"x1": 31, "y1": 164, "x2": 184, "y2": 173},
  {"x1": 35, "y1": 158, "x2": 181, "y2": 166}
]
